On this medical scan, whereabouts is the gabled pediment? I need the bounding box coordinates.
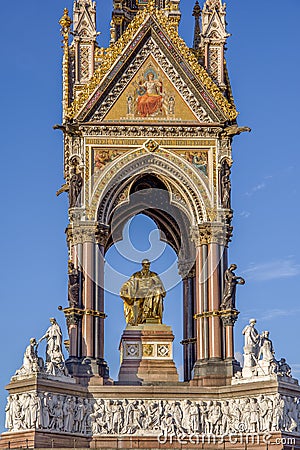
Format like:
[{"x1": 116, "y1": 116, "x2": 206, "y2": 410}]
[
  {"x1": 73, "y1": 1, "x2": 97, "y2": 38},
  {"x1": 202, "y1": 10, "x2": 229, "y2": 40},
  {"x1": 67, "y1": 9, "x2": 237, "y2": 123},
  {"x1": 94, "y1": 50, "x2": 211, "y2": 123}
]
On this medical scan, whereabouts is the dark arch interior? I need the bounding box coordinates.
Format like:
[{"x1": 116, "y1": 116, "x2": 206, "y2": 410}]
[
  {"x1": 104, "y1": 174, "x2": 195, "y2": 263},
  {"x1": 130, "y1": 174, "x2": 167, "y2": 193}
]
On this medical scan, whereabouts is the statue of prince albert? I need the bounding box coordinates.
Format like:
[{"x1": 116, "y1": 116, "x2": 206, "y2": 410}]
[{"x1": 120, "y1": 260, "x2": 166, "y2": 326}]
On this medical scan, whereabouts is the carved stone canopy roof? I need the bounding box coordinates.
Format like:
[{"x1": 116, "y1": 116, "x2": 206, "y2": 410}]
[{"x1": 66, "y1": 3, "x2": 237, "y2": 123}]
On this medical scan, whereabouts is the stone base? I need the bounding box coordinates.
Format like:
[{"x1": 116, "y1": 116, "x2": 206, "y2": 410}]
[
  {"x1": 191, "y1": 358, "x2": 241, "y2": 386},
  {"x1": 118, "y1": 323, "x2": 179, "y2": 385},
  {"x1": 0, "y1": 430, "x2": 90, "y2": 449},
  {"x1": 90, "y1": 433, "x2": 300, "y2": 449},
  {"x1": 233, "y1": 373, "x2": 299, "y2": 385},
  {"x1": 2, "y1": 378, "x2": 300, "y2": 449},
  {"x1": 65, "y1": 356, "x2": 110, "y2": 386}
]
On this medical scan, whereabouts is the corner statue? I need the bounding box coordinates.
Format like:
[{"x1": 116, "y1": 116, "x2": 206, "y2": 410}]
[
  {"x1": 120, "y1": 260, "x2": 166, "y2": 325},
  {"x1": 220, "y1": 264, "x2": 245, "y2": 310},
  {"x1": 38, "y1": 318, "x2": 66, "y2": 376}
]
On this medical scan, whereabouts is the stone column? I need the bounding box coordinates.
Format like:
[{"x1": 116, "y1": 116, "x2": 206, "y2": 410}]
[
  {"x1": 64, "y1": 222, "x2": 110, "y2": 380},
  {"x1": 65, "y1": 226, "x2": 84, "y2": 359},
  {"x1": 94, "y1": 225, "x2": 109, "y2": 377},
  {"x1": 219, "y1": 245, "x2": 228, "y2": 358},
  {"x1": 208, "y1": 242, "x2": 222, "y2": 359},
  {"x1": 192, "y1": 228, "x2": 209, "y2": 376},
  {"x1": 179, "y1": 262, "x2": 196, "y2": 382},
  {"x1": 221, "y1": 312, "x2": 239, "y2": 360},
  {"x1": 191, "y1": 223, "x2": 231, "y2": 385},
  {"x1": 82, "y1": 240, "x2": 95, "y2": 358}
]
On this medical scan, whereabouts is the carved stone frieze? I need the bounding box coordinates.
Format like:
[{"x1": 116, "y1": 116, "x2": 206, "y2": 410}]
[
  {"x1": 82, "y1": 125, "x2": 223, "y2": 138},
  {"x1": 5, "y1": 392, "x2": 300, "y2": 437}
]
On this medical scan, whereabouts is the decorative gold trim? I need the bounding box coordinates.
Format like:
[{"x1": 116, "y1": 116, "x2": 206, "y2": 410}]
[
  {"x1": 180, "y1": 338, "x2": 197, "y2": 345},
  {"x1": 59, "y1": 9, "x2": 72, "y2": 121},
  {"x1": 66, "y1": 4, "x2": 237, "y2": 121},
  {"x1": 63, "y1": 307, "x2": 106, "y2": 318},
  {"x1": 85, "y1": 309, "x2": 107, "y2": 318},
  {"x1": 194, "y1": 309, "x2": 239, "y2": 319}
]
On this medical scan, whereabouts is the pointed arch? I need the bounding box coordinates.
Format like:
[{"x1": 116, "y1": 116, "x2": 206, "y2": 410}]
[{"x1": 89, "y1": 146, "x2": 213, "y2": 226}]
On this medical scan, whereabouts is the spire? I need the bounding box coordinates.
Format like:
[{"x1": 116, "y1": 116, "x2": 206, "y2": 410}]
[
  {"x1": 192, "y1": 1, "x2": 201, "y2": 51},
  {"x1": 59, "y1": 9, "x2": 72, "y2": 121},
  {"x1": 72, "y1": 0, "x2": 98, "y2": 85},
  {"x1": 110, "y1": 0, "x2": 181, "y2": 43},
  {"x1": 201, "y1": 0, "x2": 229, "y2": 88}
]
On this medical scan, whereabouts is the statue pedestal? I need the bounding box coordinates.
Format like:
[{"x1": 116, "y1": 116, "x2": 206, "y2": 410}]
[{"x1": 118, "y1": 324, "x2": 179, "y2": 385}]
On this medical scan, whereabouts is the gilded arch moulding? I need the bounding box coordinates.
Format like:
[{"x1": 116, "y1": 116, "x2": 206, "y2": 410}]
[{"x1": 86, "y1": 145, "x2": 214, "y2": 223}]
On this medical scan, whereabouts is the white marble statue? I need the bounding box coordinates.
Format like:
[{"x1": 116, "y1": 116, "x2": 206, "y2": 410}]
[
  {"x1": 257, "y1": 330, "x2": 277, "y2": 375},
  {"x1": 242, "y1": 319, "x2": 259, "y2": 353},
  {"x1": 15, "y1": 338, "x2": 43, "y2": 376},
  {"x1": 242, "y1": 319, "x2": 259, "y2": 377},
  {"x1": 241, "y1": 320, "x2": 292, "y2": 380},
  {"x1": 38, "y1": 318, "x2": 66, "y2": 377}
]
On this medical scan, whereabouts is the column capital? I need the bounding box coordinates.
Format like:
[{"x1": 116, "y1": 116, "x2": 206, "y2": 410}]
[
  {"x1": 95, "y1": 223, "x2": 110, "y2": 247},
  {"x1": 178, "y1": 260, "x2": 195, "y2": 279},
  {"x1": 220, "y1": 309, "x2": 240, "y2": 326},
  {"x1": 191, "y1": 222, "x2": 231, "y2": 247},
  {"x1": 67, "y1": 221, "x2": 98, "y2": 245}
]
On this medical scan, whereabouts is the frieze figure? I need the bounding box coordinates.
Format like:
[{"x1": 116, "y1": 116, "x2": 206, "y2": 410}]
[
  {"x1": 120, "y1": 259, "x2": 166, "y2": 325},
  {"x1": 4, "y1": 393, "x2": 300, "y2": 436},
  {"x1": 220, "y1": 264, "x2": 245, "y2": 310}
]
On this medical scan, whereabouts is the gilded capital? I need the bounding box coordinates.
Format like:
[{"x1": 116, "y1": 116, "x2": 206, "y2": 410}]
[
  {"x1": 191, "y1": 222, "x2": 230, "y2": 247},
  {"x1": 68, "y1": 222, "x2": 98, "y2": 245},
  {"x1": 220, "y1": 309, "x2": 240, "y2": 327},
  {"x1": 96, "y1": 224, "x2": 110, "y2": 247}
]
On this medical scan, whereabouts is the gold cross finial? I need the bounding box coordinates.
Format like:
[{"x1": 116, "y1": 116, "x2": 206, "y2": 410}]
[{"x1": 59, "y1": 8, "x2": 72, "y2": 31}]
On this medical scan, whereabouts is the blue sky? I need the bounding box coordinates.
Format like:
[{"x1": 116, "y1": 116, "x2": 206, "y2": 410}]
[{"x1": 0, "y1": 0, "x2": 300, "y2": 432}]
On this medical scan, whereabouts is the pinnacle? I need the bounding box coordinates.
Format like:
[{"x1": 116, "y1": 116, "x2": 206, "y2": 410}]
[{"x1": 193, "y1": 1, "x2": 201, "y2": 18}]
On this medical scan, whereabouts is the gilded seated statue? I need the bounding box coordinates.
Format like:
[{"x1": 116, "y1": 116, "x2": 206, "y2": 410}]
[{"x1": 120, "y1": 260, "x2": 166, "y2": 326}]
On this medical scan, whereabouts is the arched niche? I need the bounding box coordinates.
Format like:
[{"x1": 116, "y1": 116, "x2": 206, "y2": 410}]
[{"x1": 104, "y1": 213, "x2": 183, "y2": 380}]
